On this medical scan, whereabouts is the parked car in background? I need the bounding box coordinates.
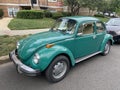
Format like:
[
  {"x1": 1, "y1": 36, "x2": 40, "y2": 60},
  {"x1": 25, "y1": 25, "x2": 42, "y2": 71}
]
[
  {"x1": 106, "y1": 18, "x2": 120, "y2": 43},
  {"x1": 9, "y1": 16, "x2": 113, "y2": 83},
  {"x1": 104, "y1": 12, "x2": 116, "y2": 17},
  {"x1": 104, "y1": 12, "x2": 109, "y2": 16}
]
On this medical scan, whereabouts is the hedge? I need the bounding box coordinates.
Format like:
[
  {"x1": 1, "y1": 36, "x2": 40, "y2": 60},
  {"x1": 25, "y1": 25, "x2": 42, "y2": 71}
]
[
  {"x1": 0, "y1": 9, "x2": 4, "y2": 18},
  {"x1": 44, "y1": 10, "x2": 52, "y2": 18},
  {"x1": 16, "y1": 10, "x2": 72, "y2": 19},
  {"x1": 52, "y1": 12, "x2": 72, "y2": 19},
  {"x1": 17, "y1": 10, "x2": 44, "y2": 19},
  {"x1": 52, "y1": 12, "x2": 63, "y2": 19},
  {"x1": 61, "y1": 12, "x2": 71, "y2": 17},
  {"x1": 94, "y1": 14, "x2": 105, "y2": 18}
]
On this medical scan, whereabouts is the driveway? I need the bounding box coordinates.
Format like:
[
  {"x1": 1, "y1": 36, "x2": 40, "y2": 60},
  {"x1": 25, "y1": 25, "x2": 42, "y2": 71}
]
[
  {"x1": 0, "y1": 45, "x2": 120, "y2": 90},
  {"x1": 0, "y1": 18, "x2": 49, "y2": 36}
]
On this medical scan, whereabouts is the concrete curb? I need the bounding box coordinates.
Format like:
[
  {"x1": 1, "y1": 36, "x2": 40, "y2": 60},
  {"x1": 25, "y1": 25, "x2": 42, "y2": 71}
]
[
  {"x1": 0, "y1": 55, "x2": 10, "y2": 65},
  {"x1": 0, "y1": 55, "x2": 9, "y2": 61}
]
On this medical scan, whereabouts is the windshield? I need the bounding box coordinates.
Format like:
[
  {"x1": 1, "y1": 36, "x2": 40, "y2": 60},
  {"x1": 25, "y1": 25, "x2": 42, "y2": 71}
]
[
  {"x1": 51, "y1": 18, "x2": 77, "y2": 34},
  {"x1": 107, "y1": 19, "x2": 120, "y2": 26}
]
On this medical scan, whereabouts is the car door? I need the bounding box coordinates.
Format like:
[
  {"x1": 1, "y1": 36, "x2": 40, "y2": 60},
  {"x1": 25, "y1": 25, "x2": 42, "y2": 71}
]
[
  {"x1": 74, "y1": 22, "x2": 101, "y2": 59},
  {"x1": 95, "y1": 21, "x2": 106, "y2": 46}
]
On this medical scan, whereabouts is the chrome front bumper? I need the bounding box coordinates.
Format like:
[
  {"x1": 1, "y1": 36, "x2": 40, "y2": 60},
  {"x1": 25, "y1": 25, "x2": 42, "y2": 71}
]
[{"x1": 9, "y1": 50, "x2": 40, "y2": 76}]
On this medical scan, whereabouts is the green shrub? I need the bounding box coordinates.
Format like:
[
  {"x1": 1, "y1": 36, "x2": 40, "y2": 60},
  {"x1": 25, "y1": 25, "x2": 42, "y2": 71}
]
[
  {"x1": 94, "y1": 14, "x2": 105, "y2": 18},
  {"x1": 52, "y1": 12, "x2": 63, "y2": 19},
  {"x1": 61, "y1": 12, "x2": 71, "y2": 17},
  {"x1": 0, "y1": 9, "x2": 4, "y2": 18},
  {"x1": 44, "y1": 10, "x2": 52, "y2": 18},
  {"x1": 17, "y1": 10, "x2": 44, "y2": 19}
]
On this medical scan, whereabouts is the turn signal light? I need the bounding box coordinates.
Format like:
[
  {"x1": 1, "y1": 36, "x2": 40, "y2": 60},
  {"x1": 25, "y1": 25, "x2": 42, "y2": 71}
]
[{"x1": 46, "y1": 44, "x2": 54, "y2": 48}]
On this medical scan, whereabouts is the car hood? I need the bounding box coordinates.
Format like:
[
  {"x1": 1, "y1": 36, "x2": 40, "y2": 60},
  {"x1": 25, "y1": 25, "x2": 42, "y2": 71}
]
[
  {"x1": 106, "y1": 25, "x2": 120, "y2": 32},
  {"x1": 17, "y1": 31, "x2": 72, "y2": 61}
]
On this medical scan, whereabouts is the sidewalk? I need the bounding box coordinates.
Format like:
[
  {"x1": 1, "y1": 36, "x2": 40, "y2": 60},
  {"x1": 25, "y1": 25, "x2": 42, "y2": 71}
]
[
  {"x1": 0, "y1": 17, "x2": 12, "y2": 31},
  {"x1": 0, "y1": 29, "x2": 49, "y2": 36},
  {"x1": 0, "y1": 18, "x2": 49, "y2": 36}
]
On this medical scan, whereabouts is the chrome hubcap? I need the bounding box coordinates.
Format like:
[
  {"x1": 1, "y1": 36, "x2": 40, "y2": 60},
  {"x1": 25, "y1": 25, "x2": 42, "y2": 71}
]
[
  {"x1": 52, "y1": 61, "x2": 67, "y2": 79},
  {"x1": 104, "y1": 43, "x2": 110, "y2": 54}
]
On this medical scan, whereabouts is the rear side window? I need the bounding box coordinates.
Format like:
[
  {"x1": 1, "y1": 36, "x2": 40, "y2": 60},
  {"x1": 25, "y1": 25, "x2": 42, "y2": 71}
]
[
  {"x1": 83, "y1": 23, "x2": 94, "y2": 34},
  {"x1": 78, "y1": 22, "x2": 94, "y2": 35},
  {"x1": 96, "y1": 22, "x2": 104, "y2": 33}
]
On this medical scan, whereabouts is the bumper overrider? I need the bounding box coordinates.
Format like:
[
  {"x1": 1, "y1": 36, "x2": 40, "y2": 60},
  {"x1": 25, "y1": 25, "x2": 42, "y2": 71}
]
[{"x1": 9, "y1": 50, "x2": 40, "y2": 76}]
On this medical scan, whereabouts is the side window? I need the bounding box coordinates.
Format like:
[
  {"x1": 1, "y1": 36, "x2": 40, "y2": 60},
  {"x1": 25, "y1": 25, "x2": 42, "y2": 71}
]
[
  {"x1": 78, "y1": 23, "x2": 94, "y2": 35},
  {"x1": 96, "y1": 22, "x2": 104, "y2": 33},
  {"x1": 83, "y1": 23, "x2": 94, "y2": 34}
]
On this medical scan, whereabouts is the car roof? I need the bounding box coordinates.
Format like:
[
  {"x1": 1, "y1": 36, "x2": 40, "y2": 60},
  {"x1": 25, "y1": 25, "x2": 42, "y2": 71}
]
[{"x1": 63, "y1": 16, "x2": 100, "y2": 23}]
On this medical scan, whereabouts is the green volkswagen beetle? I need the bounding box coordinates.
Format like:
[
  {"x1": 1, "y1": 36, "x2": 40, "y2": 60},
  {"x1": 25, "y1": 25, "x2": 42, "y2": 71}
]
[{"x1": 9, "y1": 16, "x2": 113, "y2": 83}]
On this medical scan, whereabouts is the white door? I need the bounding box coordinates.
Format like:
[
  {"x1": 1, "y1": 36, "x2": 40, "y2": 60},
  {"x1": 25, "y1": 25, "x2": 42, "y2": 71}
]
[{"x1": 8, "y1": 8, "x2": 19, "y2": 17}]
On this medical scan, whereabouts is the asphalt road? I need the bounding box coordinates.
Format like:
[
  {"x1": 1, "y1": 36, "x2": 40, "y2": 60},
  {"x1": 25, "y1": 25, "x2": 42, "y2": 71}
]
[{"x1": 0, "y1": 44, "x2": 120, "y2": 90}]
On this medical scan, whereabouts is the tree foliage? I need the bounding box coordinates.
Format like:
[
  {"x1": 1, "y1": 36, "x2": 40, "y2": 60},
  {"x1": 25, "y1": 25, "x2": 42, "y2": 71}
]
[
  {"x1": 64, "y1": 0, "x2": 85, "y2": 15},
  {"x1": 83, "y1": 0, "x2": 99, "y2": 15},
  {"x1": 111, "y1": 0, "x2": 120, "y2": 13},
  {"x1": 65, "y1": 0, "x2": 120, "y2": 15}
]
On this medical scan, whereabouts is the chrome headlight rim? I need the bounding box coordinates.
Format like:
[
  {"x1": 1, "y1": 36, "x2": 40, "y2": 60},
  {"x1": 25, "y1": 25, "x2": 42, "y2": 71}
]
[
  {"x1": 33, "y1": 53, "x2": 40, "y2": 64},
  {"x1": 17, "y1": 42, "x2": 20, "y2": 49}
]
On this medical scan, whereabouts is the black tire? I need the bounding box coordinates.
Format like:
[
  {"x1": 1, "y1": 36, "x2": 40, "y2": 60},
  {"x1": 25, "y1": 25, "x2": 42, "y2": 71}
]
[
  {"x1": 45, "y1": 55, "x2": 70, "y2": 83},
  {"x1": 101, "y1": 41, "x2": 111, "y2": 56}
]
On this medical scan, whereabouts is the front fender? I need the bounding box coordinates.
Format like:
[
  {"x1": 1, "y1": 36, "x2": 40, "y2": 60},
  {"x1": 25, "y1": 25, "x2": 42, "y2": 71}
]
[
  {"x1": 30, "y1": 45, "x2": 75, "y2": 71},
  {"x1": 100, "y1": 34, "x2": 114, "y2": 52}
]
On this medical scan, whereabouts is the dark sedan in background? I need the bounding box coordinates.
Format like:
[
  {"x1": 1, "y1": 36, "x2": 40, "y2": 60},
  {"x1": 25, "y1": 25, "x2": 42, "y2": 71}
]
[{"x1": 106, "y1": 18, "x2": 120, "y2": 43}]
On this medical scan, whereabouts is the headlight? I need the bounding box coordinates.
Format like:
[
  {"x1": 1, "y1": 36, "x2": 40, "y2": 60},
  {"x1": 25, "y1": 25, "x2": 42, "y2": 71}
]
[
  {"x1": 116, "y1": 30, "x2": 120, "y2": 35},
  {"x1": 33, "y1": 53, "x2": 40, "y2": 64},
  {"x1": 17, "y1": 42, "x2": 20, "y2": 49}
]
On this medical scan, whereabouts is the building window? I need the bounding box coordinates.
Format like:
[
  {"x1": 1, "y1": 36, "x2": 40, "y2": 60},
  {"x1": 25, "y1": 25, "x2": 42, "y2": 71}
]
[
  {"x1": 31, "y1": 0, "x2": 37, "y2": 4},
  {"x1": 48, "y1": 0, "x2": 57, "y2": 2}
]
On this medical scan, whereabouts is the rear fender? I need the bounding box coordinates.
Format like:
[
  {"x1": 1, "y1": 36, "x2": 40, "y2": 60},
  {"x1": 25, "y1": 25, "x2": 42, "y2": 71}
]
[{"x1": 100, "y1": 34, "x2": 114, "y2": 52}]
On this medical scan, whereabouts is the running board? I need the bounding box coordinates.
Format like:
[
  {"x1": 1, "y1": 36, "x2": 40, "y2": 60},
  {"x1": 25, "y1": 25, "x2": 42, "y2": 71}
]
[{"x1": 75, "y1": 51, "x2": 102, "y2": 63}]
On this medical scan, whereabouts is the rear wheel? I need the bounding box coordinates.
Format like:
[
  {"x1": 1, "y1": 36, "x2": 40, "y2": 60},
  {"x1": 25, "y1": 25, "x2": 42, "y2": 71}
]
[
  {"x1": 101, "y1": 41, "x2": 111, "y2": 56},
  {"x1": 45, "y1": 55, "x2": 70, "y2": 83}
]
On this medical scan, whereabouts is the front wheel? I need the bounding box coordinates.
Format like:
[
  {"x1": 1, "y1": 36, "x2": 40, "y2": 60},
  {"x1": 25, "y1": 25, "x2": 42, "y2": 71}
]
[
  {"x1": 101, "y1": 41, "x2": 111, "y2": 56},
  {"x1": 45, "y1": 55, "x2": 70, "y2": 83}
]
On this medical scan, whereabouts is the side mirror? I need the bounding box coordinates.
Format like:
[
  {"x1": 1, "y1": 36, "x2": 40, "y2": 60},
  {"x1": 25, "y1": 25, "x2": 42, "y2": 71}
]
[{"x1": 77, "y1": 33, "x2": 83, "y2": 36}]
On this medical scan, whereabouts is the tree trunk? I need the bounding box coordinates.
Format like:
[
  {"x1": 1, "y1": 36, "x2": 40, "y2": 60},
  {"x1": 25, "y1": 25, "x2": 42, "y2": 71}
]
[{"x1": 89, "y1": 9, "x2": 91, "y2": 15}]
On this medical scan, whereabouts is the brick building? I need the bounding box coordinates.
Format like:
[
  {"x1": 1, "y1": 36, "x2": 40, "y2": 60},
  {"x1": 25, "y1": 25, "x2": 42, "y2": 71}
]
[{"x1": 0, "y1": 0, "x2": 64, "y2": 17}]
